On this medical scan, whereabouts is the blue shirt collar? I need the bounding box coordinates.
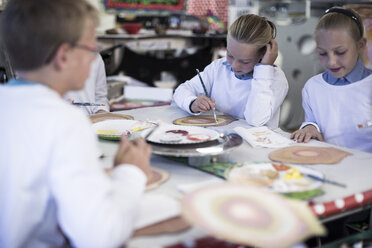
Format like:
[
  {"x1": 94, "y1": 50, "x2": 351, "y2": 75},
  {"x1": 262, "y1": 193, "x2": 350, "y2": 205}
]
[
  {"x1": 222, "y1": 61, "x2": 253, "y2": 80},
  {"x1": 322, "y1": 58, "x2": 372, "y2": 85},
  {"x1": 7, "y1": 78, "x2": 39, "y2": 86}
]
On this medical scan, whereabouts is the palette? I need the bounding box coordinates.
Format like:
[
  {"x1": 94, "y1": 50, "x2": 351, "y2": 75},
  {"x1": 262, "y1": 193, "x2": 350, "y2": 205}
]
[
  {"x1": 92, "y1": 120, "x2": 155, "y2": 141},
  {"x1": 181, "y1": 183, "x2": 325, "y2": 248},
  {"x1": 173, "y1": 115, "x2": 236, "y2": 127},
  {"x1": 269, "y1": 146, "x2": 351, "y2": 164},
  {"x1": 143, "y1": 124, "x2": 220, "y2": 145},
  {"x1": 90, "y1": 112, "x2": 134, "y2": 123},
  {"x1": 225, "y1": 162, "x2": 324, "y2": 193}
]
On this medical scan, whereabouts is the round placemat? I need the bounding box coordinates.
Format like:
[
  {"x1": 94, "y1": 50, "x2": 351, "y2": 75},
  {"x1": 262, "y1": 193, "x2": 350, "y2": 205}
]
[{"x1": 269, "y1": 146, "x2": 351, "y2": 164}]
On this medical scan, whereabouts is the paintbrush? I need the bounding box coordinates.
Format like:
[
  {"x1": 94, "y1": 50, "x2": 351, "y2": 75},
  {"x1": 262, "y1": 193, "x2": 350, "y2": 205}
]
[
  {"x1": 195, "y1": 69, "x2": 218, "y2": 124},
  {"x1": 144, "y1": 122, "x2": 160, "y2": 141},
  {"x1": 303, "y1": 173, "x2": 346, "y2": 188},
  {"x1": 357, "y1": 121, "x2": 372, "y2": 129},
  {"x1": 73, "y1": 102, "x2": 106, "y2": 106}
]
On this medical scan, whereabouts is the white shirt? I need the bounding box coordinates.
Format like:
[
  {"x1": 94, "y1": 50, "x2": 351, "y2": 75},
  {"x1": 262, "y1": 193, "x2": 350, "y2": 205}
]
[
  {"x1": 302, "y1": 74, "x2": 372, "y2": 153},
  {"x1": 173, "y1": 58, "x2": 289, "y2": 129},
  {"x1": 64, "y1": 55, "x2": 110, "y2": 114},
  {"x1": 0, "y1": 82, "x2": 146, "y2": 248}
]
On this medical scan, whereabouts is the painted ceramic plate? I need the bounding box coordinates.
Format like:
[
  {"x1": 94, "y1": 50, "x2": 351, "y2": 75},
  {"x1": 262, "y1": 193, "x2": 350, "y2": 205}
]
[
  {"x1": 225, "y1": 162, "x2": 324, "y2": 193},
  {"x1": 92, "y1": 120, "x2": 155, "y2": 141},
  {"x1": 142, "y1": 124, "x2": 220, "y2": 144}
]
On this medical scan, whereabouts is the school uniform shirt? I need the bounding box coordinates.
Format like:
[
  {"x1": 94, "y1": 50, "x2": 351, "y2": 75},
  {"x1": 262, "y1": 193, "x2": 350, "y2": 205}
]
[
  {"x1": 173, "y1": 58, "x2": 289, "y2": 129},
  {"x1": 64, "y1": 55, "x2": 110, "y2": 114},
  {"x1": 301, "y1": 59, "x2": 372, "y2": 153},
  {"x1": 0, "y1": 80, "x2": 146, "y2": 248}
]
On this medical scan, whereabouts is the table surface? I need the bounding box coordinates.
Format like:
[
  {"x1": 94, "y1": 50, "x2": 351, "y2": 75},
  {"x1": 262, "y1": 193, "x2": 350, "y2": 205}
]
[{"x1": 97, "y1": 105, "x2": 372, "y2": 248}]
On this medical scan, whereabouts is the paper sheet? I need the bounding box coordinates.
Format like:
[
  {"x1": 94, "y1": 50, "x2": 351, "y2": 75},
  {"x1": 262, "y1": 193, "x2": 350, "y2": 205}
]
[
  {"x1": 234, "y1": 126, "x2": 294, "y2": 148},
  {"x1": 134, "y1": 194, "x2": 181, "y2": 230}
]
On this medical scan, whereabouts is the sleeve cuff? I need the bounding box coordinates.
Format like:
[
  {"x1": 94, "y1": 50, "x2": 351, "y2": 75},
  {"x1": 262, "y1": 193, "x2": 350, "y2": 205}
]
[
  {"x1": 111, "y1": 164, "x2": 147, "y2": 188},
  {"x1": 300, "y1": 122, "x2": 321, "y2": 133},
  {"x1": 253, "y1": 64, "x2": 275, "y2": 80}
]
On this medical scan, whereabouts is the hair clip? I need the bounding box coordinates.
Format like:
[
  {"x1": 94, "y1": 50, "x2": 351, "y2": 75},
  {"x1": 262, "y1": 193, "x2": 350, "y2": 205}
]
[{"x1": 324, "y1": 8, "x2": 363, "y2": 37}]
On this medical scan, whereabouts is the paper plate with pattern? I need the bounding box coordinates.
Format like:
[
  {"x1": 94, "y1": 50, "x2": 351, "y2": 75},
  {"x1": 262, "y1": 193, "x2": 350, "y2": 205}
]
[
  {"x1": 173, "y1": 115, "x2": 237, "y2": 127},
  {"x1": 182, "y1": 183, "x2": 326, "y2": 248},
  {"x1": 146, "y1": 167, "x2": 169, "y2": 191},
  {"x1": 269, "y1": 146, "x2": 351, "y2": 164}
]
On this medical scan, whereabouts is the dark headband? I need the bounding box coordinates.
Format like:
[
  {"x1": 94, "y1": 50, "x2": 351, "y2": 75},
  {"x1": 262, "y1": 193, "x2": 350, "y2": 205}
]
[{"x1": 324, "y1": 8, "x2": 364, "y2": 37}]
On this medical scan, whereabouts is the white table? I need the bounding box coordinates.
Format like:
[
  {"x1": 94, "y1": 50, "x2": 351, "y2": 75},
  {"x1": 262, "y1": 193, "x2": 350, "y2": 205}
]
[{"x1": 97, "y1": 105, "x2": 372, "y2": 248}]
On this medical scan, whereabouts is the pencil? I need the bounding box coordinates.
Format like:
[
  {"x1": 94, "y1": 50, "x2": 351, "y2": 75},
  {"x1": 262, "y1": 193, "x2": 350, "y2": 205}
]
[
  {"x1": 72, "y1": 102, "x2": 105, "y2": 106},
  {"x1": 195, "y1": 69, "x2": 218, "y2": 123}
]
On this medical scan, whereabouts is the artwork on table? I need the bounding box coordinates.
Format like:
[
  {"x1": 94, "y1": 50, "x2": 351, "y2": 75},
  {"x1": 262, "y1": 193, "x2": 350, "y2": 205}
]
[
  {"x1": 234, "y1": 126, "x2": 294, "y2": 148},
  {"x1": 181, "y1": 183, "x2": 326, "y2": 248},
  {"x1": 146, "y1": 167, "x2": 169, "y2": 191},
  {"x1": 269, "y1": 146, "x2": 351, "y2": 165},
  {"x1": 102, "y1": 0, "x2": 184, "y2": 14},
  {"x1": 173, "y1": 115, "x2": 237, "y2": 127},
  {"x1": 89, "y1": 112, "x2": 134, "y2": 123},
  {"x1": 110, "y1": 100, "x2": 170, "y2": 112}
]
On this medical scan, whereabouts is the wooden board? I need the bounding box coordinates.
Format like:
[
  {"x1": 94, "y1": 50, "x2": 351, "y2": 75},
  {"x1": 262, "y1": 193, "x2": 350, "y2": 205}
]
[
  {"x1": 269, "y1": 146, "x2": 351, "y2": 165},
  {"x1": 132, "y1": 216, "x2": 190, "y2": 237},
  {"x1": 173, "y1": 115, "x2": 236, "y2": 127}
]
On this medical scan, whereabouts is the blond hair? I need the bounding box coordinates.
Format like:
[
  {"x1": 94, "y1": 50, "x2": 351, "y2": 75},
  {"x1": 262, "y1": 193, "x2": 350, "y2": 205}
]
[
  {"x1": 315, "y1": 7, "x2": 364, "y2": 42},
  {"x1": 228, "y1": 14, "x2": 276, "y2": 49},
  {"x1": 0, "y1": 0, "x2": 99, "y2": 71}
]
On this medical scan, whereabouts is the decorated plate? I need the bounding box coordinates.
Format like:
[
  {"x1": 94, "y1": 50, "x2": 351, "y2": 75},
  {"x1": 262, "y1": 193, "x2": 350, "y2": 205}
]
[
  {"x1": 225, "y1": 162, "x2": 324, "y2": 193},
  {"x1": 142, "y1": 124, "x2": 220, "y2": 144},
  {"x1": 173, "y1": 115, "x2": 237, "y2": 127},
  {"x1": 92, "y1": 120, "x2": 155, "y2": 141}
]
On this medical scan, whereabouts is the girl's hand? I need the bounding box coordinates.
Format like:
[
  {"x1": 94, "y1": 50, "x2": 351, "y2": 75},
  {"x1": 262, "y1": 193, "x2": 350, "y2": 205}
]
[
  {"x1": 190, "y1": 95, "x2": 215, "y2": 113},
  {"x1": 290, "y1": 125, "x2": 324, "y2": 143},
  {"x1": 261, "y1": 39, "x2": 278, "y2": 65}
]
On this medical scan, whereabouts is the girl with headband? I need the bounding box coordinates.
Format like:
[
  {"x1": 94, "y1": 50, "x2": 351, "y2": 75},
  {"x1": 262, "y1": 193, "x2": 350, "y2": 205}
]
[{"x1": 291, "y1": 6, "x2": 372, "y2": 153}]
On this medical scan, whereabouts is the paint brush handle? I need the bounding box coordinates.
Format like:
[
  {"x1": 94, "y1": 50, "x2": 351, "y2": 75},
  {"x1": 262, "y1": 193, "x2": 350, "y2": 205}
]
[
  {"x1": 196, "y1": 69, "x2": 218, "y2": 123},
  {"x1": 304, "y1": 174, "x2": 346, "y2": 188},
  {"x1": 73, "y1": 102, "x2": 105, "y2": 106},
  {"x1": 196, "y1": 69, "x2": 209, "y2": 97}
]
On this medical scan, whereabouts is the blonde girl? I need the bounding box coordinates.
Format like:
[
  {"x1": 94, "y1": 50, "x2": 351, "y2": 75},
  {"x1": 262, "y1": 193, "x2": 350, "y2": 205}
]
[
  {"x1": 291, "y1": 7, "x2": 372, "y2": 153},
  {"x1": 173, "y1": 14, "x2": 288, "y2": 128}
]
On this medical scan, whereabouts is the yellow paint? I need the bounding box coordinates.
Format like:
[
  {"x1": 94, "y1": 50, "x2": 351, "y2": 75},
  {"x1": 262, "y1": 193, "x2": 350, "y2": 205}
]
[
  {"x1": 284, "y1": 167, "x2": 303, "y2": 180},
  {"x1": 131, "y1": 126, "x2": 144, "y2": 132}
]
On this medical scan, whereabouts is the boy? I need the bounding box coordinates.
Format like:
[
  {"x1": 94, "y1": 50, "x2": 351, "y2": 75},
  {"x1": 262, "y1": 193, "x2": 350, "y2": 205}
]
[{"x1": 0, "y1": 0, "x2": 151, "y2": 247}]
